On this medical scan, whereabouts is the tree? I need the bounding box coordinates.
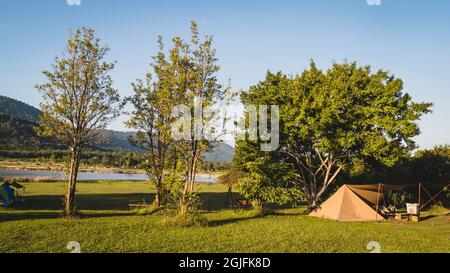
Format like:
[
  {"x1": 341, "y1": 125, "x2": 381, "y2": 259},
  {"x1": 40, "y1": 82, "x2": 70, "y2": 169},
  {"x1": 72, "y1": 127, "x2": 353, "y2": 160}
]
[
  {"x1": 36, "y1": 28, "x2": 121, "y2": 216},
  {"x1": 237, "y1": 62, "x2": 432, "y2": 211},
  {"x1": 410, "y1": 145, "x2": 450, "y2": 192},
  {"x1": 125, "y1": 36, "x2": 180, "y2": 207},
  {"x1": 126, "y1": 22, "x2": 231, "y2": 214},
  {"x1": 343, "y1": 145, "x2": 450, "y2": 207},
  {"x1": 170, "y1": 22, "x2": 230, "y2": 214}
]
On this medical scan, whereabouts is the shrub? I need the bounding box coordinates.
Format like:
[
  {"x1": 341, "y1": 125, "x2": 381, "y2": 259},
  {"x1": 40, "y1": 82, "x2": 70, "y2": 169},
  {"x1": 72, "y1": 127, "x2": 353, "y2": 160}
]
[{"x1": 236, "y1": 173, "x2": 304, "y2": 208}]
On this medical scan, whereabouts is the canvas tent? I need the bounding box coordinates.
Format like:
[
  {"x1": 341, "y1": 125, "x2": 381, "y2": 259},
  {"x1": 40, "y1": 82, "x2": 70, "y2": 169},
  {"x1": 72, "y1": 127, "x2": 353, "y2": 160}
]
[{"x1": 309, "y1": 184, "x2": 413, "y2": 221}]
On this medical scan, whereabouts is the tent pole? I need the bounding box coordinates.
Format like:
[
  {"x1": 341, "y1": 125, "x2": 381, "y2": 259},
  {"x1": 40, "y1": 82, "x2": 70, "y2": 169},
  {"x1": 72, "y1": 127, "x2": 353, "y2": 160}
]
[
  {"x1": 224, "y1": 187, "x2": 231, "y2": 208},
  {"x1": 418, "y1": 183, "x2": 421, "y2": 207},
  {"x1": 375, "y1": 183, "x2": 381, "y2": 221},
  {"x1": 230, "y1": 188, "x2": 234, "y2": 209},
  {"x1": 419, "y1": 183, "x2": 449, "y2": 210}
]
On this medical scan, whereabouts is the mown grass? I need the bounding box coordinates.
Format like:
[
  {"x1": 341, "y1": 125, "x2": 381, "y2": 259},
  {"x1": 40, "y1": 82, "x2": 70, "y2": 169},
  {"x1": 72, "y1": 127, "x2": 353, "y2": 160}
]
[{"x1": 0, "y1": 181, "x2": 448, "y2": 253}]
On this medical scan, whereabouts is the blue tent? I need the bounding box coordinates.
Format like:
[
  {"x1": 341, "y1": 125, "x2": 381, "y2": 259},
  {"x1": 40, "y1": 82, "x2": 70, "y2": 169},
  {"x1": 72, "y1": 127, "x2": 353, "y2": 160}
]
[{"x1": 0, "y1": 183, "x2": 16, "y2": 207}]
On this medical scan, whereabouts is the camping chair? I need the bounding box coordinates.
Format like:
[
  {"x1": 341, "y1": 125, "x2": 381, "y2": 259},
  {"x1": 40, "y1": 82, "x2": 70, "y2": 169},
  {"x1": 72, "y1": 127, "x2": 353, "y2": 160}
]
[{"x1": 380, "y1": 205, "x2": 397, "y2": 219}]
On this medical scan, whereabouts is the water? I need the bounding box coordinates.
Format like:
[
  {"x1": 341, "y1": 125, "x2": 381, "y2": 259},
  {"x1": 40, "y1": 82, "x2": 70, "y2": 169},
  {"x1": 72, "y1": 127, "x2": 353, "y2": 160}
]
[{"x1": 0, "y1": 168, "x2": 217, "y2": 183}]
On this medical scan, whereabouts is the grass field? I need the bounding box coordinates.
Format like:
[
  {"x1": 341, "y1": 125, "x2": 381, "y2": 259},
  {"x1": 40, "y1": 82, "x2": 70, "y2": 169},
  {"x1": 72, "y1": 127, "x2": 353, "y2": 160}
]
[{"x1": 0, "y1": 181, "x2": 448, "y2": 253}]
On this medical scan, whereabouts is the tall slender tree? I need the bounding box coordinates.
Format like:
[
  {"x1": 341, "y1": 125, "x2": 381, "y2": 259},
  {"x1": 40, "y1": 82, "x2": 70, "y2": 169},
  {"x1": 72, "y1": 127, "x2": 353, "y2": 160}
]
[
  {"x1": 127, "y1": 22, "x2": 230, "y2": 214},
  {"x1": 36, "y1": 28, "x2": 121, "y2": 216},
  {"x1": 176, "y1": 22, "x2": 228, "y2": 214},
  {"x1": 125, "y1": 37, "x2": 182, "y2": 207}
]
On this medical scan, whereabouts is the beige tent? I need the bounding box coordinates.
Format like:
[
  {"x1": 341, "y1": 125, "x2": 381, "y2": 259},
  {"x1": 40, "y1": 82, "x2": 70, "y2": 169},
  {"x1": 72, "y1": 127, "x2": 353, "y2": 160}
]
[
  {"x1": 310, "y1": 183, "x2": 438, "y2": 221},
  {"x1": 309, "y1": 184, "x2": 386, "y2": 221}
]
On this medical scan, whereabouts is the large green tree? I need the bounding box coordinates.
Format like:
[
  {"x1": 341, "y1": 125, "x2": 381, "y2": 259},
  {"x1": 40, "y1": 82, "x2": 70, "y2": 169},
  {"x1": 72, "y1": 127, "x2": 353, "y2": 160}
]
[
  {"x1": 36, "y1": 28, "x2": 121, "y2": 216},
  {"x1": 236, "y1": 62, "x2": 432, "y2": 210}
]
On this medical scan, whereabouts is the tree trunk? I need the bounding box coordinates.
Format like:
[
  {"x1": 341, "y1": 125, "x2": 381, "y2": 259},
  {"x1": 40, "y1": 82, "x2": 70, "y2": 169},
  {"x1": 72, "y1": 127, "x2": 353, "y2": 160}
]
[
  {"x1": 154, "y1": 177, "x2": 163, "y2": 207},
  {"x1": 303, "y1": 162, "x2": 343, "y2": 212},
  {"x1": 154, "y1": 190, "x2": 161, "y2": 207},
  {"x1": 65, "y1": 146, "x2": 81, "y2": 217},
  {"x1": 189, "y1": 151, "x2": 198, "y2": 193},
  {"x1": 189, "y1": 169, "x2": 196, "y2": 193},
  {"x1": 308, "y1": 198, "x2": 319, "y2": 212}
]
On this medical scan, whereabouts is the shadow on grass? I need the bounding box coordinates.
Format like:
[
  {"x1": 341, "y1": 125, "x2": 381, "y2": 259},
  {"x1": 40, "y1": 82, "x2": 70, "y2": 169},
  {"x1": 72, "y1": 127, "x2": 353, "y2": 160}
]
[
  {"x1": 199, "y1": 192, "x2": 241, "y2": 211},
  {"x1": 2, "y1": 191, "x2": 308, "y2": 224},
  {"x1": 12, "y1": 192, "x2": 229, "y2": 211},
  {"x1": 206, "y1": 210, "x2": 307, "y2": 227},
  {"x1": 207, "y1": 206, "x2": 308, "y2": 227},
  {"x1": 419, "y1": 212, "x2": 449, "y2": 221},
  {"x1": 0, "y1": 211, "x2": 133, "y2": 222},
  {"x1": 0, "y1": 211, "x2": 60, "y2": 222},
  {"x1": 14, "y1": 193, "x2": 155, "y2": 211},
  {"x1": 208, "y1": 216, "x2": 261, "y2": 227},
  {"x1": 1, "y1": 192, "x2": 227, "y2": 222}
]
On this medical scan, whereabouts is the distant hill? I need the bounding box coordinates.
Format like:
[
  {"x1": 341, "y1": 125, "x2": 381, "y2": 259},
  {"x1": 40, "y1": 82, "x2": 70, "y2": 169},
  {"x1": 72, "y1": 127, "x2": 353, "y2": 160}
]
[
  {"x1": 0, "y1": 112, "x2": 65, "y2": 150},
  {"x1": 95, "y1": 130, "x2": 144, "y2": 153},
  {"x1": 0, "y1": 95, "x2": 234, "y2": 162},
  {"x1": 203, "y1": 142, "x2": 235, "y2": 163},
  {"x1": 0, "y1": 95, "x2": 42, "y2": 123}
]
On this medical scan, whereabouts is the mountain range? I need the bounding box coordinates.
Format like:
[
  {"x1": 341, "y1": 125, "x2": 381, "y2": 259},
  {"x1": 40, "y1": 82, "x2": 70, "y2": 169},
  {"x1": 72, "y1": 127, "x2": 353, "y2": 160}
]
[{"x1": 0, "y1": 95, "x2": 234, "y2": 162}]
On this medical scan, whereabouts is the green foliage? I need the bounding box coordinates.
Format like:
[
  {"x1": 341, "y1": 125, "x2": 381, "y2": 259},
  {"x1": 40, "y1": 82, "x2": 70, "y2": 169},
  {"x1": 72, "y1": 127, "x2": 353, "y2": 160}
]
[
  {"x1": 167, "y1": 21, "x2": 233, "y2": 199},
  {"x1": 343, "y1": 145, "x2": 450, "y2": 207},
  {"x1": 0, "y1": 113, "x2": 63, "y2": 150},
  {"x1": 410, "y1": 145, "x2": 449, "y2": 191},
  {"x1": 233, "y1": 140, "x2": 304, "y2": 207},
  {"x1": 386, "y1": 190, "x2": 414, "y2": 208},
  {"x1": 236, "y1": 174, "x2": 304, "y2": 208},
  {"x1": 344, "y1": 145, "x2": 449, "y2": 189},
  {"x1": 0, "y1": 149, "x2": 146, "y2": 169},
  {"x1": 36, "y1": 27, "x2": 121, "y2": 147},
  {"x1": 172, "y1": 191, "x2": 203, "y2": 216},
  {"x1": 235, "y1": 61, "x2": 432, "y2": 209}
]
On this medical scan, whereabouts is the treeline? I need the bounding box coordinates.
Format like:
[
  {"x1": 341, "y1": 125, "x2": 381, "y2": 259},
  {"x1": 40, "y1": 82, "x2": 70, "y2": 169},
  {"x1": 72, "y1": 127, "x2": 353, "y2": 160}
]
[
  {"x1": 0, "y1": 149, "x2": 231, "y2": 172},
  {"x1": 343, "y1": 145, "x2": 450, "y2": 194},
  {"x1": 0, "y1": 149, "x2": 143, "y2": 168}
]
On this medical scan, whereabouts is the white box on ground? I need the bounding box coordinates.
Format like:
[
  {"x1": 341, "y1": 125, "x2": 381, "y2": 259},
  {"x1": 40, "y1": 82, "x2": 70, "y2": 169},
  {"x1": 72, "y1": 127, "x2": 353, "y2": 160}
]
[{"x1": 406, "y1": 203, "x2": 419, "y2": 215}]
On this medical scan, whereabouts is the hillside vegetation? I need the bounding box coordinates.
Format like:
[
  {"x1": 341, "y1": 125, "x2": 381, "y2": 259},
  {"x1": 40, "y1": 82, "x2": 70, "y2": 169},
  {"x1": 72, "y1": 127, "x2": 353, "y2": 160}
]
[
  {"x1": 0, "y1": 95, "x2": 42, "y2": 123},
  {"x1": 0, "y1": 95, "x2": 234, "y2": 163}
]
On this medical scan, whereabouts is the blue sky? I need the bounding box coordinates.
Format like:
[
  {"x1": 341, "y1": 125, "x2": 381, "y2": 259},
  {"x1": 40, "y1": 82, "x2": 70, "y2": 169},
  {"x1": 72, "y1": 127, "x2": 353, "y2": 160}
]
[{"x1": 1, "y1": 0, "x2": 449, "y2": 148}]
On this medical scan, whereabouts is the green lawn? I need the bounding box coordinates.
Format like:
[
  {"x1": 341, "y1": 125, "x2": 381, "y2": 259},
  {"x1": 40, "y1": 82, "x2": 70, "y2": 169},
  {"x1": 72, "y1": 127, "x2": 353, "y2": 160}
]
[{"x1": 0, "y1": 181, "x2": 448, "y2": 253}]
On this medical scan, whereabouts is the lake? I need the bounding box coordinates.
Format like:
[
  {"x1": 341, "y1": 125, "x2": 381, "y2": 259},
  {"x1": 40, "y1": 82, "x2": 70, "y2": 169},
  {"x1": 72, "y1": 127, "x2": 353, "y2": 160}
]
[{"x1": 0, "y1": 168, "x2": 218, "y2": 183}]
